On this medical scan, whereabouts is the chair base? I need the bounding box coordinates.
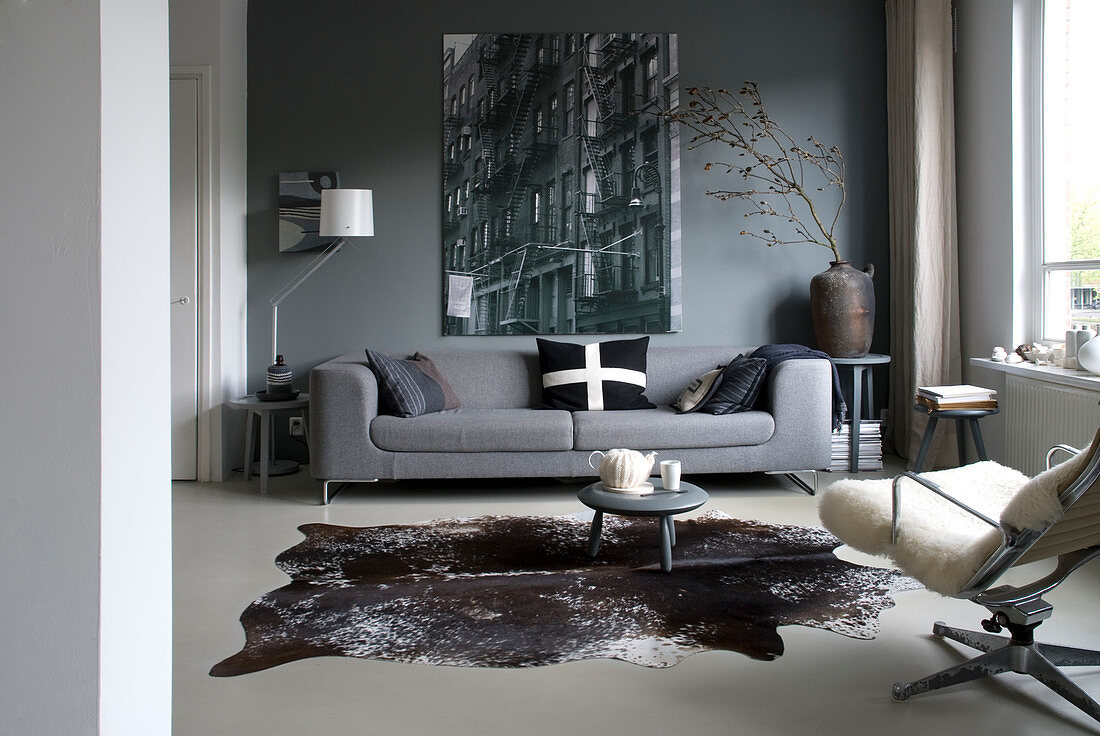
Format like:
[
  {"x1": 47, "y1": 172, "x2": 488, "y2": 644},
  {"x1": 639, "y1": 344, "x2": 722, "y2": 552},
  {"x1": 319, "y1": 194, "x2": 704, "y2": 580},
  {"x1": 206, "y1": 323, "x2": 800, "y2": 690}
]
[{"x1": 892, "y1": 620, "x2": 1100, "y2": 723}]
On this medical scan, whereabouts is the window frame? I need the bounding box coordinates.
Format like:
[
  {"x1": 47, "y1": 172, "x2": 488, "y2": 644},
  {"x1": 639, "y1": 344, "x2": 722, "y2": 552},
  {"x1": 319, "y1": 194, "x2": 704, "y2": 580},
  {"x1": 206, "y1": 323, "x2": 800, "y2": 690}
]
[{"x1": 1030, "y1": 0, "x2": 1100, "y2": 340}]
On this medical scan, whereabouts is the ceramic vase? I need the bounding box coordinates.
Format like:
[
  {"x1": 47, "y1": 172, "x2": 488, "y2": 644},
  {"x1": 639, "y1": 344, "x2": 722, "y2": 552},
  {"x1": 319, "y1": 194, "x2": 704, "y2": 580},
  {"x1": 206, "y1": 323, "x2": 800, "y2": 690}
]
[
  {"x1": 1077, "y1": 335, "x2": 1100, "y2": 375},
  {"x1": 266, "y1": 355, "x2": 293, "y2": 395},
  {"x1": 809, "y1": 261, "x2": 875, "y2": 358}
]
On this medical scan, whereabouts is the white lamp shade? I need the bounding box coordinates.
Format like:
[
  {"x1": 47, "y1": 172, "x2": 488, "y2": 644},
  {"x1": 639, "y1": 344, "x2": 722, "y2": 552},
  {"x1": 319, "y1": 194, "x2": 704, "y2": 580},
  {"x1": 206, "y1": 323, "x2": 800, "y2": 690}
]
[{"x1": 320, "y1": 188, "x2": 374, "y2": 237}]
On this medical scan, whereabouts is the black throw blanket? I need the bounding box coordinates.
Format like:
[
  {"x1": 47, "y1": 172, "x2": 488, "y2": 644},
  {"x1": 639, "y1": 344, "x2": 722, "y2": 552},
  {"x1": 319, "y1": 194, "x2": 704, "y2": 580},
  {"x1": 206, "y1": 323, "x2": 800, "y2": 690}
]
[{"x1": 750, "y1": 344, "x2": 846, "y2": 431}]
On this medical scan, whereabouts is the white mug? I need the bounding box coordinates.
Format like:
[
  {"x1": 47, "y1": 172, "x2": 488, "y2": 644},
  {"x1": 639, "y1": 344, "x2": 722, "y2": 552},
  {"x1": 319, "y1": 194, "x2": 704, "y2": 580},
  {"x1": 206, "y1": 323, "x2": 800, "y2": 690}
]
[{"x1": 660, "y1": 459, "x2": 682, "y2": 491}]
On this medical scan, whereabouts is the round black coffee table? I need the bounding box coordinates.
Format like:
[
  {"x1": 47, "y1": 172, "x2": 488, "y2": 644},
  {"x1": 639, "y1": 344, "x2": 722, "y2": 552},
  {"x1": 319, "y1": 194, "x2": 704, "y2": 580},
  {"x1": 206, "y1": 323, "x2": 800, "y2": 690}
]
[{"x1": 578, "y1": 479, "x2": 708, "y2": 572}]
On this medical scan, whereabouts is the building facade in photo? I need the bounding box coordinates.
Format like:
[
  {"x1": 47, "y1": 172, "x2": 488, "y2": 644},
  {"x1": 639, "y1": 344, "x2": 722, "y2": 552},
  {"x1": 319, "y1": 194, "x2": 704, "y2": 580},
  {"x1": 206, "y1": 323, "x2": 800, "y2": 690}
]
[{"x1": 442, "y1": 33, "x2": 681, "y2": 335}]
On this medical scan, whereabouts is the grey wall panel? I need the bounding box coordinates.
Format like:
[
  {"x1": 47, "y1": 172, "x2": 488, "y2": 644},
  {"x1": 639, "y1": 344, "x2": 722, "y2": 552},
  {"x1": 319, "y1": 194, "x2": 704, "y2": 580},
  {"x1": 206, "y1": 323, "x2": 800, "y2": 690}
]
[{"x1": 247, "y1": 0, "x2": 889, "y2": 396}]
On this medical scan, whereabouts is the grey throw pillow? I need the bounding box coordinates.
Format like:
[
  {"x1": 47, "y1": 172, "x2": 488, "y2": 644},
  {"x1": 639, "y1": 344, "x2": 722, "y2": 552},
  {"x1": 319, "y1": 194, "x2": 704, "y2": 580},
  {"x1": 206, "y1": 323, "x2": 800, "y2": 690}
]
[
  {"x1": 698, "y1": 355, "x2": 768, "y2": 415},
  {"x1": 409, "y1": 353, "x2": 461, "y2": 410},
  {"x1": 365, "y1": 349, "x2": 447, "y2": 417}
]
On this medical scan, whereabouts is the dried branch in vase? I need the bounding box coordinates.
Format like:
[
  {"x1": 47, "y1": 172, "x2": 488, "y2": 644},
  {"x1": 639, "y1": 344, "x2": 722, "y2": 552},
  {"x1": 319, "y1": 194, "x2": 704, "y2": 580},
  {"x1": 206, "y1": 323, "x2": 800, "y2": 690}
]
[{"x1": 657, "y1": 83, "x2": 845, "y2": 262}]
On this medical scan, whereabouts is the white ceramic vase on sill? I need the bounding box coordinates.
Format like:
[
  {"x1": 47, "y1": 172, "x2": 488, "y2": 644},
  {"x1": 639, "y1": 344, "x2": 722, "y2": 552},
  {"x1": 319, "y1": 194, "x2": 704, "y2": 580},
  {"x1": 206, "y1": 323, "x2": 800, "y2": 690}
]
[{"x1": 1077, "y1": 336, "x2": 1100, "y2": 376}]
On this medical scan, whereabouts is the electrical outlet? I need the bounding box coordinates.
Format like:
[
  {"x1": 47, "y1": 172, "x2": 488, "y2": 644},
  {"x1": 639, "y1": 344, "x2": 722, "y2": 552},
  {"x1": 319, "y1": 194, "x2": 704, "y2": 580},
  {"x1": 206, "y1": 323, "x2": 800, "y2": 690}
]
[{"x1": 289, "y1": 417, "x2": 305, "y2": 437}]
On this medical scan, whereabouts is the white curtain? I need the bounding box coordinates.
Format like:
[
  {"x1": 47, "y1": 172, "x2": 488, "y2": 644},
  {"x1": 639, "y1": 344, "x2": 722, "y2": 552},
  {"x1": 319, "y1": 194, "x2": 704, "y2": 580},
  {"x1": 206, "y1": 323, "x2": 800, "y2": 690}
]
[{"x1": 886, "y1": 0, "x2": 962, "y2": 466}]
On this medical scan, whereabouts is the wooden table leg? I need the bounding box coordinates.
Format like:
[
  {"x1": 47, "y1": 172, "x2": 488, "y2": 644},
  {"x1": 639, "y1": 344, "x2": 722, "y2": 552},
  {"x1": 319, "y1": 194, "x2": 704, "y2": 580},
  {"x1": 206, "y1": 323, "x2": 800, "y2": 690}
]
[
  {"x1": 586, "y1": 511, "x2": 603, "y2": 557},
  {"x1": 849, "y1": 365, "x2": 864, "y2": 472},
  {"x1": 242, "y1": 410, "x2": 255, "y2": 480},
  {"x1": 955, "y1": 418, "x2": 967, "y2": 466},
  {"x1": 259, "y1": 410, "x2": 270, "y2": 495},
  {"x1": 913, "y1": 415, "x2": 939, "y2": 472},
  {"x1": 659, "y1": 516, "x2": 673, "y2": 572}
]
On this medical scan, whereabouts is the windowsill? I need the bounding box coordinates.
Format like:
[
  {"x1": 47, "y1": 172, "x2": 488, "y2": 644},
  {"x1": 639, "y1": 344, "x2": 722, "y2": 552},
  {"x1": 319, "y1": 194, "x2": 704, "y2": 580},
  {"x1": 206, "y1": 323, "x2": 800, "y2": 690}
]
[{"x1": 970, "y1": 357, "x2": 1100, "y2": 391}]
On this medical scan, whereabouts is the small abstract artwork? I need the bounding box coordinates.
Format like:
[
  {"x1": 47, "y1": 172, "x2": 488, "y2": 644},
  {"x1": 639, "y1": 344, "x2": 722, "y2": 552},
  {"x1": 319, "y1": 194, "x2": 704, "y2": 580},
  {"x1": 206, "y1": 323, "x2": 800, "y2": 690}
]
[
  {"x1": 278, "y1": 171, "x2": 340, "y2": 253},
  {"x1": 211, "y1": 512, "x2": 917, "y2": 676}
]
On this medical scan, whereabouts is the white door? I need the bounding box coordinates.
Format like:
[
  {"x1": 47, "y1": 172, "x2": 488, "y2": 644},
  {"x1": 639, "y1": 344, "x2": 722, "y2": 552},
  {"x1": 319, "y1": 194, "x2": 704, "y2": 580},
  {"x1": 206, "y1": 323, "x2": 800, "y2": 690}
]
[{"x1": 170, "y1": 77, "x2": 200, "y2": 480}]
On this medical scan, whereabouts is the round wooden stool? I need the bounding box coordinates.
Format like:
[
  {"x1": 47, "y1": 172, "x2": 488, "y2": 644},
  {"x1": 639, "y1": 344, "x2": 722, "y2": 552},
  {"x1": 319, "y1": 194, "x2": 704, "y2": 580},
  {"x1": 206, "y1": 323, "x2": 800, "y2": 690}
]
[{"x1": 912, "y1": 405, "x2": 999, "y2": 472}]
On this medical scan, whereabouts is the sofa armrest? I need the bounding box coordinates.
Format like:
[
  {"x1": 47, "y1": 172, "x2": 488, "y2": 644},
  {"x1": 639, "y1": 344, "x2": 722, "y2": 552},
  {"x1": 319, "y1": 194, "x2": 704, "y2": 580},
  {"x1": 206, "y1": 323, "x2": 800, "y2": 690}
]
[
  {"x1": 309, "y1": 357, "x2": 391, "y2": 480},
  {"x1": 764, "y1": 358, "x2": 833, "y2": 469}
]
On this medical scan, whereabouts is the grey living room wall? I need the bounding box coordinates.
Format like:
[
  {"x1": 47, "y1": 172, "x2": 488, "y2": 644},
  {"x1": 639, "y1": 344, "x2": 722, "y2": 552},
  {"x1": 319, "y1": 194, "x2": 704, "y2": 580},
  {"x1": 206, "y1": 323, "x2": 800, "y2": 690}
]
[{"x1": 247, "y1": 0, "x2": 889, "y2": 392}]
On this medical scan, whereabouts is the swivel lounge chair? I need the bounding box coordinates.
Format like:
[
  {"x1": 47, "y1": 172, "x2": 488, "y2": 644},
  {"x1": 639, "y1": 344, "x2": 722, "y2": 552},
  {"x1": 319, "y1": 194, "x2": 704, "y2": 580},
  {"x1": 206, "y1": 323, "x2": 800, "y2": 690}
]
[{"x1": 818, "y1": 427, "x2": 1100, "y2": 723}]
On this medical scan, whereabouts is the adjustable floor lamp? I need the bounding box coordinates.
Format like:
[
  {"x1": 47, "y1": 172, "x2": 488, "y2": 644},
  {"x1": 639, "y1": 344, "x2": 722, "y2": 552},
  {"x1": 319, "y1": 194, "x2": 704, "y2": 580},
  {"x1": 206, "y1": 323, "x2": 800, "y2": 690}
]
[{"x1": 268, "y1": 188, "x2": 374, "y2": 389}]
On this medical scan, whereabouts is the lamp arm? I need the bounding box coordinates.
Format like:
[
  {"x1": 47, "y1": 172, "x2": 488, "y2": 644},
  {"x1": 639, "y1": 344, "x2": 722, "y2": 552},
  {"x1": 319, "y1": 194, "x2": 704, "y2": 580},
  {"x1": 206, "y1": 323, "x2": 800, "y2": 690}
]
[{"x1": 269, "y1": 236, "x2": 347, "y2": 363}]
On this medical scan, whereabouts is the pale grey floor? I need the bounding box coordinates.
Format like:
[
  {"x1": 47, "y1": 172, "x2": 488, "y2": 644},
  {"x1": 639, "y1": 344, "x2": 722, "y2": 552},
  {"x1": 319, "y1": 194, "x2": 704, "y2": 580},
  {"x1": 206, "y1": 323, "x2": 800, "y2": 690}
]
[{"x1": 173, "y1": 463, "x2": 1100, "y2": 735}]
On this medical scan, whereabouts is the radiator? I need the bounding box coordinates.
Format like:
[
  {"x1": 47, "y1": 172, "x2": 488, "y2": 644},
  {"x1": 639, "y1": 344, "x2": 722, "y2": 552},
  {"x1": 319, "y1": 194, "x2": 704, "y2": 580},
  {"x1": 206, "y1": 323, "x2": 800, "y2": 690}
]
[{"x1": 1005, "y1": 375, "x2": 1100, "y2": 476}]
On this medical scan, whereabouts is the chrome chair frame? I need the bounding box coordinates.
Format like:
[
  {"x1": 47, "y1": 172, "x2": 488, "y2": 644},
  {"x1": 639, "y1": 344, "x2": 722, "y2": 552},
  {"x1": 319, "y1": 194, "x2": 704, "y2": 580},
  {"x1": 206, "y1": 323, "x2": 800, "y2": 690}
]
[{"x1": 887, "y1": 439, "x2": 1100, "y2": 723}]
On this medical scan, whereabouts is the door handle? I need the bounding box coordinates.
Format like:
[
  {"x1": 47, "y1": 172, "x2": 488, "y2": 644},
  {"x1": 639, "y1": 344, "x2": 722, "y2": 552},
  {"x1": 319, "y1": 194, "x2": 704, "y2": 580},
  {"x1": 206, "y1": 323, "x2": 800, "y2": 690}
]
[{"x1": 174, "y1": 296, "x2": 191, "y2": 305}]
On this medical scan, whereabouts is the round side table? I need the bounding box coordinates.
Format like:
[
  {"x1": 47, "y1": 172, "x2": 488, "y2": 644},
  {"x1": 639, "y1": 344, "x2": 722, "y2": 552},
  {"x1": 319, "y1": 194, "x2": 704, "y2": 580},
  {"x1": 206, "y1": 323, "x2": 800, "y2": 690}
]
[
  {"x1": 912, "y1": 405, "x2": 999, "y2": 472},
  {"x1": 578, "y1": 479, "x2": 708, "y2": 572},
  {"x1": 833, "y1": 353, "x2": 891, "y2": 472},
  {"x1": 227, "y1": 393, "x2": 310, "y2": 494}
]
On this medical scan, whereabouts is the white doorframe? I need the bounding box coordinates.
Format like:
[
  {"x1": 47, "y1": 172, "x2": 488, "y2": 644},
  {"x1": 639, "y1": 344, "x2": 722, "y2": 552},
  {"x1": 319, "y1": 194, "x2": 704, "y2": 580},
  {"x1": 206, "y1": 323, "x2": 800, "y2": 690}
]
[{"x1": 171, "y1": 66, "x2": 216, "y2": 481}]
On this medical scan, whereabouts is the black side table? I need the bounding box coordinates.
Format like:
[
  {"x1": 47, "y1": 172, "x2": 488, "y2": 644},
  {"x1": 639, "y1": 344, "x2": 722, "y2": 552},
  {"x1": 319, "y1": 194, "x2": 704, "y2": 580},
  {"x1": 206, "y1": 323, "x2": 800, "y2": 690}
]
[
  {"x1": 577, "y1": 480, "x2": 708, "y2": 572},
  {"x1": 912, "y1": 406, "x2": 999, "y2": 472},
  {"x1": 833, "y1": 353, "x2": 891, "y2": 472}
]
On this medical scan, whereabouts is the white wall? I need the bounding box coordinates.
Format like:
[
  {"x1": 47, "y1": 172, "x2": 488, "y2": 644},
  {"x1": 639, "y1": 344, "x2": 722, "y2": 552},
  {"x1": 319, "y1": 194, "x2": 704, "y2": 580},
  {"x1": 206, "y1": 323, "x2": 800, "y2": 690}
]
[
  {"x1": 170, "y1": 0, "x2": 248, "y2": 481},
  {"x1": 0, "y1": 0, "x2": 173, "y2": 733},
  {"x1": 956, "y1": 0, "x2": 1016, "y2": 460},
  {"x1": 100, "y1": 0, "x2": 173, "y2": 732}
]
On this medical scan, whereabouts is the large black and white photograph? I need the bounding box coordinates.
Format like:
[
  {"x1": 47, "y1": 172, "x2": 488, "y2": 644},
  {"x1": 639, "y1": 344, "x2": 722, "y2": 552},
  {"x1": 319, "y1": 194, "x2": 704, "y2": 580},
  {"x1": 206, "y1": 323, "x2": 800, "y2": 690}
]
[{"x1": 442, "y1": 33, "x2": 681, "y2": 336}]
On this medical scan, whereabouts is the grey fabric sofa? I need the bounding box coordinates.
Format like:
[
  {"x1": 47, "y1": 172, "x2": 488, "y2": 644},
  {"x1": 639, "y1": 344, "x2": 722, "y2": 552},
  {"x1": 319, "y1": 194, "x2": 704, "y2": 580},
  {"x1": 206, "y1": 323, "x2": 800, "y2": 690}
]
[{"x1": 309, "y1": 346, "x2": 833, "y2": 502}]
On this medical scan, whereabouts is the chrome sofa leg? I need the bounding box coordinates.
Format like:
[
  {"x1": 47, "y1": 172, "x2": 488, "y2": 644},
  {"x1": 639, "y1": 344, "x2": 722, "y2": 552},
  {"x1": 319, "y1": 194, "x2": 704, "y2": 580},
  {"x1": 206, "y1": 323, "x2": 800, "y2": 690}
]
[
  {"x1": 767, "y1": 470, "x2": 818, "y2": 495},
  {"x1": 321, "y1": 478, "x2": 378, "y2": 505}
]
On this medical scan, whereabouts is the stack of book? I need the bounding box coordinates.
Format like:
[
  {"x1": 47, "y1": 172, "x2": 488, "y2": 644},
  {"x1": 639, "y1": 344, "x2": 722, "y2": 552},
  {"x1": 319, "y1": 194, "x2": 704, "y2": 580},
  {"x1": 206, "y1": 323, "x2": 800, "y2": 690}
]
[
  {"x1": 915, "y1": 384, "x2": 998, "y2": 412},
  {"x1": 830, "y1": 420, "x2": 884, "y2": 471}
]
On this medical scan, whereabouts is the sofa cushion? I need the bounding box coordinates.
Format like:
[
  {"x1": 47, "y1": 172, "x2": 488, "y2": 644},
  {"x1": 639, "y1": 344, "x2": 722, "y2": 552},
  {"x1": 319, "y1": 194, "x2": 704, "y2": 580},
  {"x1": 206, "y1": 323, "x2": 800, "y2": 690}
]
[
  {"x1": 409, "y1": 353, "x2": 461, "y2": 410},
  {"x1": 365, "y1": 349, "x2": 447, "y2": 417},
  {"x1": 697, "y1": 355, "x2": 768, "y2": 415},
  {"x1": 672, "y1": 366, "x2": 724, "y2": 413},
  {"x1": 371, "y1": 408, "x2": 574, "y2": 452},
  {"x1": 537, "y1": 337, "x2": 655, "y2": 411},
  {"x1": 572, "y1": 406, "x2": 775, "y2": 451}
]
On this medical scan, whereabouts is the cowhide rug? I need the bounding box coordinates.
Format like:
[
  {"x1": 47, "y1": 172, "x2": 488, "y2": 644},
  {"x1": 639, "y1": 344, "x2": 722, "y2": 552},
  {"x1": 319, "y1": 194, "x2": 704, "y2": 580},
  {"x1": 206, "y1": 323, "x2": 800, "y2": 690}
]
[{"x1": 211, "y1": 511, "x2": 917, "y2": 676}]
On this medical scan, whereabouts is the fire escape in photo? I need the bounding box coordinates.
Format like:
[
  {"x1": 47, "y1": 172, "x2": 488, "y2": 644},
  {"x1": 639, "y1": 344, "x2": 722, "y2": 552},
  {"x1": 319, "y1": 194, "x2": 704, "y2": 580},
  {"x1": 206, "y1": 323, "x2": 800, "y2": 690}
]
[
  {"x1": 467, "y1": 34, "x2": 562, "y2": 334},
  {"x1": 573, "y1": 34, "x2": 640, "y2": 318}
]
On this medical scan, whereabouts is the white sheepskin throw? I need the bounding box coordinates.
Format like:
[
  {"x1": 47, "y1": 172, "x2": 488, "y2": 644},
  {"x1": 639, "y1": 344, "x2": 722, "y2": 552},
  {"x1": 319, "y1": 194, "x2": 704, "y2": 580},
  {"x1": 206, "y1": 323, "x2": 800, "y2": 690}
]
[{"x1": 818, "y1": 452, "x2": 1080, "y2": 596}]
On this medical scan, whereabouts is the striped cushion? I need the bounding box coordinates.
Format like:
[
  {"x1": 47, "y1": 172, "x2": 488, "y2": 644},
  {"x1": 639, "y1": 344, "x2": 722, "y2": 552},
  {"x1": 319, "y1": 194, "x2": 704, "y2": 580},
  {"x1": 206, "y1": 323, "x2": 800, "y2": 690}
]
[
  {"x1": 365, "y1": 350, "x2": 447, "y2": 418},
  {"x1": 698, "y1": 355, "x2": 768, "y2": 415}
]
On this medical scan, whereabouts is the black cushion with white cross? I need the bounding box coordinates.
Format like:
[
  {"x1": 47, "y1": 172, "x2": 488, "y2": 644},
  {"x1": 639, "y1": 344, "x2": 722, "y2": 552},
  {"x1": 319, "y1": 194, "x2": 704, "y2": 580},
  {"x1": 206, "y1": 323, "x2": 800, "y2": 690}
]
[{"x1": 536, "y1": 337, "x2": 655, "y2": 411}]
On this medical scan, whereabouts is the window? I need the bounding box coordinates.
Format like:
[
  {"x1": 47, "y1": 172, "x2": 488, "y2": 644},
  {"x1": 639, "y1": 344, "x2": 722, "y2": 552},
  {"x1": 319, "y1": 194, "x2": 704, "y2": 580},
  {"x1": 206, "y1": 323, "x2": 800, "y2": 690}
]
[
  {"x1": 641, "y1": 127, "x2": 658, "y2": 165},
  {"x1": 547, "y1": 180, "x2": 556, "y2": 235},
  {"x1": 459, "y1": 85, "x2": 467, "y2": 111},
  {"x1": 561, "y1": 172, "x2": 573, "y2": 240},
  {"x1": 450, "y1": 95, "x2": 457, "y2": 116},
  {"x1": 535, "y1": 108, "x2": 544, "y2": 134},
  {"x1": 564, "y1": 82, "x2": 575, "y2": 135},
  {"x1": 644, "y1": 51, "x2": 659, "y2": 102},
  {"x1": 564, "y1": 33, "x2": 575, "y2": 57},
  {"x1": 1040, "y1": 2, "x2": 1100, "y2": 338},
  {"x1": 643, "y1": 215, "x2": 660, "y2": 283}
]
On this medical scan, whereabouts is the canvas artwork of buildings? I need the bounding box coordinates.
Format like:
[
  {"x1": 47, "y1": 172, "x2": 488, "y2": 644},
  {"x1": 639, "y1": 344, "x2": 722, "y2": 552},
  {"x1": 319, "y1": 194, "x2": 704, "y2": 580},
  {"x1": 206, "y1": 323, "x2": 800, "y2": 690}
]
[{"x1": 442, "y1": 33, "x2": 682, "y2": 335}]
